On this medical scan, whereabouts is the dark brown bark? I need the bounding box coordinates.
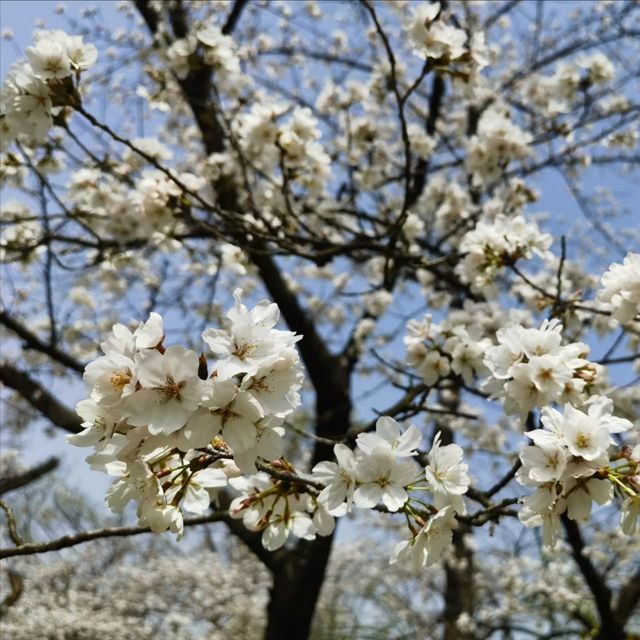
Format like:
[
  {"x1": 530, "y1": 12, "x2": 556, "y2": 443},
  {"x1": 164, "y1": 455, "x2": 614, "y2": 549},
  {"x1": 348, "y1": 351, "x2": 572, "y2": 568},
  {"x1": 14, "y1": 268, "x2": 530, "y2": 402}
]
[
  {"x1": 0, "y1": 310, "x2": 85, "y2": 374},
  {"x1": 0, "y1": 513, "x2": 227, "y2": 559},
  {"x1": 562, "y1": 516, "x2": 627, "y2": 640},
  {"x1": 0, "y1": 364, "x2": 82, "y2": 433},
  {"x1": 265, "y1": 535, "x2": 335, "y2": 640},
  {"x1": 0, "y1": 457, "x2": 59, "y2": 496},
  {"x1": 0, "y1": 569, "x2": 23, "y2": 617},
  {"x1": 408, "y1": 73, "x2": 445, "y2": 207},
  {"x1": 132, "y1": 4, "x2": 353, "y2": 638},
  {"x1": 614, "y1": 568, "x2": 640, "y2": 630},
  {"x1": 443, "y1": 524, "x2": 474, "y2": 640},
  {"x1": 437, "y1": 387, "x2": 475, "y2": 640}
]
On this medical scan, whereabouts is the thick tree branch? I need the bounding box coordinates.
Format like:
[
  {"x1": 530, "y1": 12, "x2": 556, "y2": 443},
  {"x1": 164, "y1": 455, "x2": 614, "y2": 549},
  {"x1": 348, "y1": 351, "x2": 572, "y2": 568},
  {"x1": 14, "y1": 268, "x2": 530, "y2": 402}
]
[
  {"x1": 562, "y1": 516, "x2": 625, "y2": 640},
  {"x1": 222, "y1": 0, "x2": 249, "y2": 35},
  {"x1": 614, "y1": 568, "x2": 640, "y2": 627},
  {"x1": 130, "y1": 6, "x2": 355, "y2": 638},
  {"x1": 0, "y1": 457, "x2": 59, "y2": 496},
  {"x1": 0, "y1": 501, "x2": 24, "y2": 546},
  {"x1": 0, "y1": 364, "x2": 82, "y2": 433},
  {"x1": 132, "y1": 0, "x2": 159, "y2": 33},
  {"x1": 0, "y1": 310, "x2": 85, "y2": 374},
  {"x1": 408, "y1": 72, "x2": 445, "y2": 206},
  {"x1": 133, "y1": 0, "x2": 351, "y2": 458}
]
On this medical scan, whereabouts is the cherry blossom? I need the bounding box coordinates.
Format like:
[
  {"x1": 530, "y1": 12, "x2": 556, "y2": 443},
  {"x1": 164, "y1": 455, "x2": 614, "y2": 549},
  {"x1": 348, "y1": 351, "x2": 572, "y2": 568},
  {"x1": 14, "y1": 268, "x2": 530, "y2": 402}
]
[
  {"x1": 425, "y1": 431, "x2": 470, "y2": 498},
  {"x1": 597, "y1": 252, "x2": 640, "y2": 323}
]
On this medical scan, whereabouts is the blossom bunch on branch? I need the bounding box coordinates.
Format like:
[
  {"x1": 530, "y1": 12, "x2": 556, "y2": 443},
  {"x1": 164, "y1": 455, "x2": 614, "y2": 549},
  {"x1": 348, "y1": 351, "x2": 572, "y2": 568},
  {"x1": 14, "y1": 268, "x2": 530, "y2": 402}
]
[
  {"x1": 517, "y1": 398, "x2": 636, "y2": 545},
  {"x1": 483, "y1": 319, "x2": 606, "y2": 418},
  {"x1": 68, "y1": 289, "x2": 303, "y2": 537},
  {"x1": 1, "y1": 29, "x2": 96, "y2": 148}
]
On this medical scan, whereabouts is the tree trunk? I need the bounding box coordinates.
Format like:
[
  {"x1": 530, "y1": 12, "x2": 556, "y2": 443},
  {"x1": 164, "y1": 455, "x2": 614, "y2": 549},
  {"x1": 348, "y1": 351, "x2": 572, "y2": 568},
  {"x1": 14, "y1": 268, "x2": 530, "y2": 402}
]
[
  {"x1": 263, "y1": 362, "x2": 351, "y2": 640},
  {"x1": 264, "y1": 535, "x2": 335, "y2": 640},
  {"x1": 438, "y1": 388, "x2": 475, "y2": 640},
  {"x1": 594, "y1": 626, "x2": 625, "y2": 640},
  {"x1": 443, "y1": 524, "x2": 474, "y2": 640},
  {"x1": 262, "y1": 359, "x2": 350, "y2": 639}
]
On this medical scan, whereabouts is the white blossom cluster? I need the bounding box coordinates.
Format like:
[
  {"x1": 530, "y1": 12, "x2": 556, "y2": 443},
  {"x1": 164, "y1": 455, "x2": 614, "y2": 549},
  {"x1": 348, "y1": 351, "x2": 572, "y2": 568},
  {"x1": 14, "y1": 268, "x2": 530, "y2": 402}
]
[
  {"x1": 390, "y1": 430, "x2": 470, "y2": 569},
  {"x1": 597, "y1": 252, "x2": 640, "y2": 323},
  {"x1": 405, "y1": 2, "x2": 486, "y2": 68},
  {"x1": 482, "y1": 319, "x2": 606, "y2": 418},
  {"x1": 404, "y1": 314, "x2": 491, "y2": 386},
  {"x1": 68, "y1": 290, "x2": 303, "y2": 537},
  {"x1": 66, "y1": 165, "x2": 206, "y2": 241},
  {"x1": 234, "y1": 103, "x2": 331, "y2": 198},
  {"x1": 0, "y1": 200, "x2": 44, "y2": 263},
  {"x1": 204, "y1": 415, "x2": 471, "y2": 555},
  {"x1": 0, "y1": 29, "x2": 96, "y2": 148},
  {"x1": 166, "y1": 23, "x2": 243, "y2": 94},
  {"x1": 312, "y1": 417, "x2": 470, "y2": 566},
  {"x1": 413, "y1": 175, "x2": 473, "y2": 240},
  {"x1": 2, "y1": 3, "x2": 636, "y2": 604},
  {"x1": 521, "y1": 52, "x2": 616, "y2": 118},
  {"x1": 458, "y1": 214, "x2": 553, "y2": 295},
  {"x1": 466, "y1": 107, "x2": 533, "y2": 184},
  {"x1": 517, "y1": 398, "x2": 637, "y2": 546},
  {"x1": 1, "y1": 546, "x2": 267, "y2": 640},
  {"x1": 406, "y1": 3, "x2": 465, "y2": 61},
  {"x1": 228, "y1": 467, "x2": 336, "y2": 552}
]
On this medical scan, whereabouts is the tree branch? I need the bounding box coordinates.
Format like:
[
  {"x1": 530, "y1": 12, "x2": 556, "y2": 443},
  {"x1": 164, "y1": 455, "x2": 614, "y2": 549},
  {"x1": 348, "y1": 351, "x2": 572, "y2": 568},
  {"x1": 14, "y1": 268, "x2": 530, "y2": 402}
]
[
  {"x1": 0, "y1": 569, "x2": 23, "y2": 615},
  {"x1": 0, "y1": 364, "x2": 82, "y2": 433},
  {"x1": 0, "y1": 310, "x2": 85, "y2": 374},
  {"x1": 613, "y1": 568, "x2": 640, "y2": 627},
  {"x1": 0, "y1": 513, "x2": 228, "y2": 559},
  {"x1": 562, "y1": 516, "x2": 624, "y2": 639},
  {"x1": 408, "y1": 72, "x2": 445, "y2": 206},
  {"x1": 222, "y1": 0, "x2": 249, "y2": 35},
  {"x1": 0, "y1": 501, "x2": 24, "y2": 546},
  {"x1": 485, "y1": 459, "x2": 522, "y2": 498},
  {"x1": 0, "y1": 457, "x2": 59, "y2": 496},
  {"x1": 132, "y1": 0, "x2": 159, "y2": 33},
  {"x1": 131, "y1": 7, "x2": 352, "y2": 635}
]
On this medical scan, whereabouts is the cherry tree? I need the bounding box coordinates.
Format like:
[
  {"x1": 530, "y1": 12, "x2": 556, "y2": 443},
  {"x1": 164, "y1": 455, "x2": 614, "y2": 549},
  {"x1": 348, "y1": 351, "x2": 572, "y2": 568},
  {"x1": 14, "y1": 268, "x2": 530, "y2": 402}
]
[{"x1": 1, "y1": 1, "x2": 639, "y2": 639}]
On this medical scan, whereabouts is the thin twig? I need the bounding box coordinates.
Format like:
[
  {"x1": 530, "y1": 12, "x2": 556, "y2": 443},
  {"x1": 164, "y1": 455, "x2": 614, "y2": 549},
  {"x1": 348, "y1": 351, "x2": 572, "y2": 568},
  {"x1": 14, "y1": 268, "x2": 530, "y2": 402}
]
[{"x1": 0, "y1": 501, "x2": 24, "y2": 546}]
